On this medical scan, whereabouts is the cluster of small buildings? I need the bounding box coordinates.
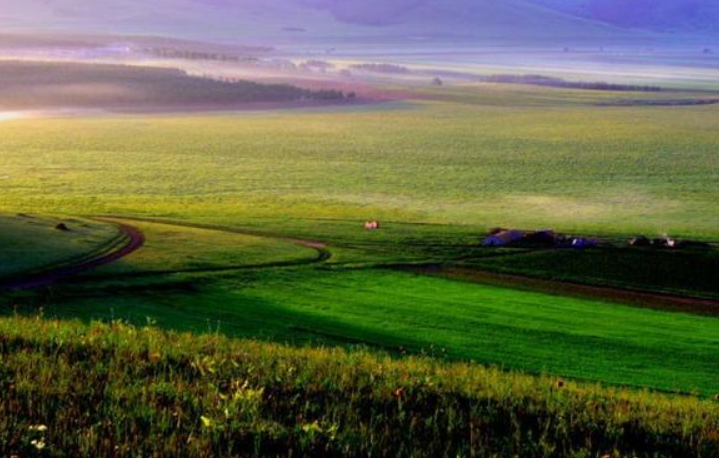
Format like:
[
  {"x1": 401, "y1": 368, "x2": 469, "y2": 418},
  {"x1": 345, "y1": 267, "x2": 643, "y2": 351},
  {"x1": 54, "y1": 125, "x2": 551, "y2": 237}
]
[
  {"x1": 482, "y1": 229, "x2": 598, "y2": 249},
  {"x1": 362, "y1": 222, "x2": 712, "y2": 252},
  {"x1": 481, "y1": 228, "x2": 712, "y2": 251}
]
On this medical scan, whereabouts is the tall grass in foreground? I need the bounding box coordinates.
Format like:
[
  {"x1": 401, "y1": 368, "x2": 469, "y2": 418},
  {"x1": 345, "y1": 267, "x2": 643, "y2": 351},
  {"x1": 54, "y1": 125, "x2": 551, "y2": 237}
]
[{"x1": 0, "y1": 316, "x2": 717, "y2": 457}]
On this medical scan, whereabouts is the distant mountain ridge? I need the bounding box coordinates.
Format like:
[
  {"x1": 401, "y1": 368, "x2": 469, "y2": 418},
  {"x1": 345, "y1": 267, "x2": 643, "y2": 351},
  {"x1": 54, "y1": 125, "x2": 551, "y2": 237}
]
[
  {"x1": 0, "y1": 0, "x2": 669, "y2": 44},
  {"x1": 526, "y1": 0, "x2": 719, "y2": 35}
]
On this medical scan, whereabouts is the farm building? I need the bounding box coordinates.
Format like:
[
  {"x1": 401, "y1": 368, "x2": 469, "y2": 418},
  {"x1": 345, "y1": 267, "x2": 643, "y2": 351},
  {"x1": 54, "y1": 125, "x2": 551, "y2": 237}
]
[{"x1": 482, "y1": 230, "x2": 526, "y2": 246}]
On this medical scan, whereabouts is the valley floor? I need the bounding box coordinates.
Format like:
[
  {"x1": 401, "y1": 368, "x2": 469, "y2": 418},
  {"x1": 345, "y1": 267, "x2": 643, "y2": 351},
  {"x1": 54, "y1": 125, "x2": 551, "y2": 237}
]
[{"x1": 0, "y1": 79, "x2": 718, "y2": 415}]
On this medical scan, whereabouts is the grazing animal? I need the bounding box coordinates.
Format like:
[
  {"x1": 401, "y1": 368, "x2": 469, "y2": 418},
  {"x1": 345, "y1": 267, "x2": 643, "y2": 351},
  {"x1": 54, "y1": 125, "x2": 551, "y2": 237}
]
[{"x1": 364, "y1": 220, "x2": 380, "y2": 230}]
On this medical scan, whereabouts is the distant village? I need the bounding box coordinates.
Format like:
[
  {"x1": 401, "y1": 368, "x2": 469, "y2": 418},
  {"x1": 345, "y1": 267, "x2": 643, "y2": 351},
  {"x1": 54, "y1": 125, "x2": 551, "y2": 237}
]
[{"x1": 482, "y1": 228, "x2": 712, "y2": 250}]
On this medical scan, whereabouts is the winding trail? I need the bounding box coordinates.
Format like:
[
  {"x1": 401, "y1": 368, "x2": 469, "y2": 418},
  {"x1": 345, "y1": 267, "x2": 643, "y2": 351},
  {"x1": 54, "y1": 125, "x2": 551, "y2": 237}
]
[
  {"x1": 0, "y1": 222, "x2": 145, "y2": 291},
  {"x1": 0, "y1": 216, "x2": 335, "y2": 289},
  {"x1": 95, "y1": 216, "x2": 333, "y2": 274}
]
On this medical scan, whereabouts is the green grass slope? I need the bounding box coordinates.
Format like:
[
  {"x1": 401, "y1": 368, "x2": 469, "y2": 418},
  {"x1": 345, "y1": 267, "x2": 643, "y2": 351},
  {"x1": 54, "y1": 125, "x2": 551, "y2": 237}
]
[
  {"x1": 0, "y1": 214, "x2": 120, "y2": 278},
  {"x1": 18, "y1": 266, "x2": 719, "y2": 396},
  {"x1": 88, "y1": 219, "x2": 319, "y2": 276},
  {"x1": 1, "y1": 316, "x2": 718, "y2": 458}
]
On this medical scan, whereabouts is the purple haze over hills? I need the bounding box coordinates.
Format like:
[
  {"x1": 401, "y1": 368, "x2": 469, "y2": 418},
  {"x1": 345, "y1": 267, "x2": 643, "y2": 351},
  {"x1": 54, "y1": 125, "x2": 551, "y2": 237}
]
[
  {"x1": 191, "y1": 0, "x2": 719, "y2": 32},
  {"x1": 526, "y1": 0, "x2": 719, "y2": 33},
  {"x1": 1, "y1": 0, "x2": 716, "y2": 43}
]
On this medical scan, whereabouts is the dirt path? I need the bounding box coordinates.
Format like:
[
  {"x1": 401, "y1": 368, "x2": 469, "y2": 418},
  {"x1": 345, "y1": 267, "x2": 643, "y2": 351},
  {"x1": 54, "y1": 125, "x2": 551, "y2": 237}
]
[
  {"x1": 397, "y1": 264, "x2": 719, "y2": 317},
  {"x1": 72, "y1": 216, "x2": 332, "y2": 281},
  {"x1": 0, "y1": 222, "x2": 145, "y2": 291},
  {"x1": 0, "y1": 216, "x2": 333, "y2": 290},
  {"x1": 98, "y1": 216, "x2": 331, "y2": 258}
]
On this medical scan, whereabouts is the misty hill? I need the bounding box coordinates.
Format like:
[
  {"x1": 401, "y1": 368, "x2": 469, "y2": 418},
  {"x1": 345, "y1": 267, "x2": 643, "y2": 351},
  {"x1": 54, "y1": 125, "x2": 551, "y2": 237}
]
[
  {"x1": 0, "y1": 0, "x2": 641, "y2": 45},
  {"x1": 527, "y1": 0, "x2": 719, "y2": 35}
]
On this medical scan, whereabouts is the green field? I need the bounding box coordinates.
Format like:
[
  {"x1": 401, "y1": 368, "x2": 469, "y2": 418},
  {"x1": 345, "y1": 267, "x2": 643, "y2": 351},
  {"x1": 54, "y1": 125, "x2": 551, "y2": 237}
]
[
  {"x1": 0, "y1": 214, "x2": 119, "y2": 277},
  {"x1": 1, "y1": 83, "x2": 719, "y2": 400},
  {"x1": 88, "y1": 219, "x2": 319, "y2": 275},
  {"x1": 0, "y1": 87, "x2": 718, "y2": 237}
]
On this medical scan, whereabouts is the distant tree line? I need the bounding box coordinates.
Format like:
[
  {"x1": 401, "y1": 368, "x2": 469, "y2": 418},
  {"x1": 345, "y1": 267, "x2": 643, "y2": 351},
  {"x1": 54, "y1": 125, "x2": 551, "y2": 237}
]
[
  {"x1": 478, "y1": 74, "x2": 662, "y2": 92},
  {"x1": 608, "y1": 98, "x2": 719, "y2": 107},
  {"x1": 350, "y1": 63, "x2": 412, "y2": 74},
  {"x1": 0, "y1": 61, "x2": 351, "y2": 110},
  {"x1": 143, "y1": 47, "x2": 260, "y2": 64},
  {"x1": 300, "y1": 60, "x2": 335, "y2": 70}
]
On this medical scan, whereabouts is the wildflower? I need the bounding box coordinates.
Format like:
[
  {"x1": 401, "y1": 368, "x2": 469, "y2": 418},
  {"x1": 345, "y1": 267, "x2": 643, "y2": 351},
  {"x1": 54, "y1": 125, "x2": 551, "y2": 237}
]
[
  {"x1": 394, "y1": 388, "x2": 405, "y2": 398},
  {"x1": 29, "y1": 424, "x2": 48, "y2": 432},
  {"x1": 31, "y1": 439, "x2": 46, "y2": 450},
  {"x1": 302, "y1": 421, "x2": 322, "y2": 434},
  {"x1": 200, "y1": 416, "x2": 213, "y2": 428}
]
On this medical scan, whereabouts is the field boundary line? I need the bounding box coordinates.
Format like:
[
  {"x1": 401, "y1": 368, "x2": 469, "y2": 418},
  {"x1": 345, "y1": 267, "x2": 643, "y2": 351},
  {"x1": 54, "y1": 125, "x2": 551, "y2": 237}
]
[{"x1": 395, "y1": 264, "x2": 719, "y2": 317}]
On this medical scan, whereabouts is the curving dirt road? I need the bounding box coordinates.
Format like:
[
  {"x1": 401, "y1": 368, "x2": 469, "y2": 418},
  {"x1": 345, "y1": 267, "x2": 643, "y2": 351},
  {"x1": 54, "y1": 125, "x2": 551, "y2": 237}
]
[
  {"x1": 0, "y1": 222, "x2": 145, "y2": 291},
  {"x1": 0, "y1": 215, "x2": 336, "y2": 291},
  {"x1": 74, "y1": 217, "x2": 333, "y2": 281}
]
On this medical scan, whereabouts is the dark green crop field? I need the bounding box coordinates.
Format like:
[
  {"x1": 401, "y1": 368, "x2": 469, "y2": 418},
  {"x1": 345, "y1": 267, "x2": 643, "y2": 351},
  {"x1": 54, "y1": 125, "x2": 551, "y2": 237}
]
[{"x1": 465, "y1": 246, "x2": 719, "y2": 300}]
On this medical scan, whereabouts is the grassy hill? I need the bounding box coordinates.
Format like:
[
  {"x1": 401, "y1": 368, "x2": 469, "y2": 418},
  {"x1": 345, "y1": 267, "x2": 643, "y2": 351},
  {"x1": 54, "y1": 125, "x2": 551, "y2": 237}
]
[
  {"x1": 0, "y1": 315, "x2": 718, "y2": 457},
  {"x1": 0, "y1": 215, "x2": 120, "y2": 278}
]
